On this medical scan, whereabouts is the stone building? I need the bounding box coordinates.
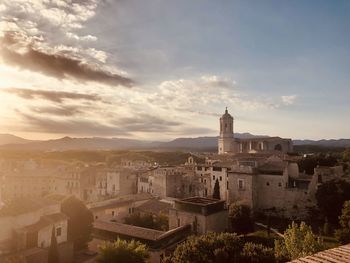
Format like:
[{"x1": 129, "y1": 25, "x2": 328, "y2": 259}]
[
  {"x1": 218, "y1": 108, "x2": 293, "y2": 155},
  {"x1": 0, "y1": 197, "x2": 73, "y2": 263},
  {"x1": 169, "y1": 197, "x2": 228, "y2": 234},
  {"x1": 106, "y1": 168, "x2": 137, "y2": 196},
  {"x1": 88, "y1": 193, "x2": 152, "y2": 223},
  {"x1": 138, "y1": 166, "x2": 184, "y2": 198}
]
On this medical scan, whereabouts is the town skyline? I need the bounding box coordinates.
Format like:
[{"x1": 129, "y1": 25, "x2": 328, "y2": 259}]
[{"x1": 1, "y1": 0, "x2": 350, "y2": 141}]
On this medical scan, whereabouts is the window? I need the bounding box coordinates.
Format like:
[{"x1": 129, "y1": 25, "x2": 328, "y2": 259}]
[
  {"x1": 266, "y1": 182, "x2": 270, "y2": 186},
  {"x1": 278, "y1": 182, "x2": 282, "y2": 187},
  {"x1": 112, "y1": 211, "x2": 115, "y2": 216},
  {"x1": 219, "y1": 176, "x2": 222, "y2": 181},
  {"x1": 177, "y1": 218, "x2": 181, "y2": 227},
  {"x1": 213, "y1": 176, "x2": 215, "y2": 180},
  {"x1": 238, "y1": 179, "x2": 244, "y2": 190},
  {"x1": 56, "y1": 227, "x2": 62, "y2": 237}
]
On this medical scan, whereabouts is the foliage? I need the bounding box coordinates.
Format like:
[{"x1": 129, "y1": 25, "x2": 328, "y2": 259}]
[
  {"x1": 124, "y1": 213, "x2": 169, "y2": 231},
  {"x1": 48, "y1": 227, "x2": 60, "y2": 263},
  {"x1": 243, "y1": 230, "x2": 280, "y2": 248},
  {"x1": 343, "y1": 147, "x2": 350, "y2": 163},
  {"x1": 229, "y1": 204, "x2": 254, "y2": 235},
  {"x1": 241, "y1": 242, "x2": 275, "y2": 263},
  {"x1": 274, "y1": 221, "x2": 324, "y2": 261},
  {"x1": 335, "y1": 200, "x2": 350, "y2": 244},
  {"x1": 164, "y1": 232, "x2": 242, "y2": 263},
  {"x1": 61, "y1": 196, "x2": 93, "y2": 250},
  {"x1": 298, "y1": 154, "x2": 338, "y2": 175},
  {"x1": 212, "y1": 179, "x2": 220, "y2": 200},
  {"x1": 315, "y1": 179, "x2": 350, "y2": 225},
  {"x1": 96, "y1": 239, "x2": 149, "y2": 263}
]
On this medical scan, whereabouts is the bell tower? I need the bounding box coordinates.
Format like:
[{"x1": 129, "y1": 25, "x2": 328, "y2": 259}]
[{"x1": 218, "y1": 108, "x2": 235, "y2": 154}]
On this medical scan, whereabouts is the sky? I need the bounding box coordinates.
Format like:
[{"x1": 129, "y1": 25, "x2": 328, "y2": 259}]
[{"x1": 0, "y1": 0, "x2": 349, "y2": 141}]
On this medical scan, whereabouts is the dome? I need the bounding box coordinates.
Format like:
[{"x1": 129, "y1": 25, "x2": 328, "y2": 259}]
[{"x1": 221, "y1": 107, "x2": 233, "y2": 119}]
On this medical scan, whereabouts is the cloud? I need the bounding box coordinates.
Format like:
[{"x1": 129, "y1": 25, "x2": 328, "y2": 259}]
[
  {"x1": 18, "y1": 111, "x2": 130, "y2": 136},
  {"x1": 0, "y1": 1, "x2": 133, "y2": 87},
  {"x1": 0, "y1": 33, "x2": 134, "y2": 87},
  {"x1": 147, "y1": 75, "x2": 274, "y2": 113},
  {"x1": 30, "y1": 105, "x2": 83, "y2": 117},
  {"x1": 15, "y1": 110, "x2": 187, "y2": 136},
  {"x1": 281, "y1": 95, "x2": 297, "y2": 106},
  {"x1": 3, "y1": 87, "x2": 103, "y2": 103}
]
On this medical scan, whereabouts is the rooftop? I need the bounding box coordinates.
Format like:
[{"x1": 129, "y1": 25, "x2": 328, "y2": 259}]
[
  {"x1": 290, "y1": 244, "x2": 350, "y2": 263},
  {"x1": 93, "y1": 221, "x2": 164, "y2": 241},
  {"x1": 18, "y1": 213, "x2": 68, "y2": 233},
  {"x1": 134, "y1": 199, "x2": 172, "y2": 214},
  {"x1": 0, "y1": 198, "x2": 58, "y2": 217},
  {"x1": 178, "y1": 197, "x2": 224, "y2": 206}
]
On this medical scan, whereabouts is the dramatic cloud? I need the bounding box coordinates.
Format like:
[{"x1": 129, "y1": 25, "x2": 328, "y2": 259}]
[
  {"x1": 16, "y1": 110, "x2": 184, "y2": 136},
  {"x1": 29, "y1": 105, "x2": 83, "y2": 117},
  {"x1": 147, "y1": 76, "x2": 276, "y2": 113},
  {"x1": 0, "y1": 1, "x2": 133, "y2": 87},
  {"x1": 281, "y1": 95, "x2": 297, "y2": 106},
  {"x1": 0, "y1": 33, "x2": 134, "y2": 87},
  {"x1": 18, "y1": 111, "x2": 130, "y2": 136},
  {"x1": 3, "y1": 87, "x2": 102, "y2": 103}
]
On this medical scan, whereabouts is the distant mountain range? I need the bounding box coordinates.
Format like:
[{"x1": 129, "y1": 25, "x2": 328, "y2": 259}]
[{"x1": 0, "y1": 133, "x2": 349, "y2": 151}]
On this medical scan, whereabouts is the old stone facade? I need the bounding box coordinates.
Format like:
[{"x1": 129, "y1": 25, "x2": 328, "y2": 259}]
[
  {"x1": 0, "y1": 197, "x2": 73, "y2": 262},
  {"x1": 218, "y1": 108, "x2": 293, "y2": 155},
  {"x1": 169, "y1": 197, "x2": 228, "y2": 234}
]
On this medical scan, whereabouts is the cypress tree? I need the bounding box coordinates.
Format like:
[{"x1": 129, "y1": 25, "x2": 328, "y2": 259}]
[
  {"x1": 213, "y1": 179, "x2": 221, "y2": 199},
  {"x1": 48, "y1": 227, "x2": 60, "y2": 263}
]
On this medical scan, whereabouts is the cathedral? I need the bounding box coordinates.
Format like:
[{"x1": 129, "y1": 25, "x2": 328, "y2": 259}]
[{"x1": 218, "y1": 108, "x2": 293, "y2": 154}]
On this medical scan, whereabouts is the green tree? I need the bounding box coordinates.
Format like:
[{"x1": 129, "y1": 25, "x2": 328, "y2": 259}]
[
  {"x1": 164, "y1": 232, "x2": 242, "y2": 263},
  {"x1": 343, "y1": 147, "x2": 350, "y2": 163},
  {"x1": 315, "y1": 179, "x2": 350, "y2": 225},
  {"x1": 335, "y1": 200, "x2": 350, "y2": 244},
  {"x1": 229, "y1": 204, "x2": 254, "y2": 235},
  {"x1": 48, "y1": 227, "x2": 60, "y2": 263},
  {"x1": 213, "y1": 179, "x2": 220, "y2": 200},
  {"x1": 61, "y1": 196, "x2": 93, "y2": 250},
  {"x1": 241, "y1": 242, "x2": 275, "y2": 263},
  {"x1": 96, "y1": 239, "x2": 149, "y2": 263},
  {"x1": 274, "y1": 221, "x2": 324, "y2": 261}
]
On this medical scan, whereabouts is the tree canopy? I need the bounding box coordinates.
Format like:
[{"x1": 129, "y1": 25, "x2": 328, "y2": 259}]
[
  {"x1": 61, "y1": 196, "x2": 93, "y2": 250},
  {"x1": 343, "y1": 148, "x2": 350, "y2": 163},
  {"x1": 96, "y1": 239, "x2": 149, "y2": 263},
  {"x1": 335, "y1": 200, "x2": 350, "y2": 244},
  {"x1": 315, "y1": 179, "x2": 350, "y2": 225},
  {"x1": 164, "y1": 232, "x2": 242, "y2": 263},
  {"x1": 229, "y1": 204, "x2": 254, "y2": 235},
  {"x1": 164, "y1": 232, "x2": 275, "y2": 263},
  {"x1": 274, "y1": 221, "x2": 323, "y2": 261},
  {"x1": 48, "y1": 227, "x2": 60, "y2": 263},
  {"x1": 213, "y1": 179, "x2": 220, "y2": 200}
]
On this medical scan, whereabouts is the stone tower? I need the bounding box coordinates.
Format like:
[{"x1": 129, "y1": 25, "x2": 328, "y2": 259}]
[{"x1": 218, "y1": 108, "x2": 235, "y2": 154}]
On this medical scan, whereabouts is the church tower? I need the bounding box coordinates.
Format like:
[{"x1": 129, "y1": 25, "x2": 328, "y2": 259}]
[{"x1": 218, "y1": 108, "x2": 235, "y2": 154}]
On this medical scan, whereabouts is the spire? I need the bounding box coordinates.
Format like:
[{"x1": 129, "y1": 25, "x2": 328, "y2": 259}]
[{"x1": 225, "y1": 107, "x2": 228, "y2": 114}]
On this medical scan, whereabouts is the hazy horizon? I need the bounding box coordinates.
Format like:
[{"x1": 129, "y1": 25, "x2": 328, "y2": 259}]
[{"x1": 1, "y1": 1, "x2": 349, "y2": 141}]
